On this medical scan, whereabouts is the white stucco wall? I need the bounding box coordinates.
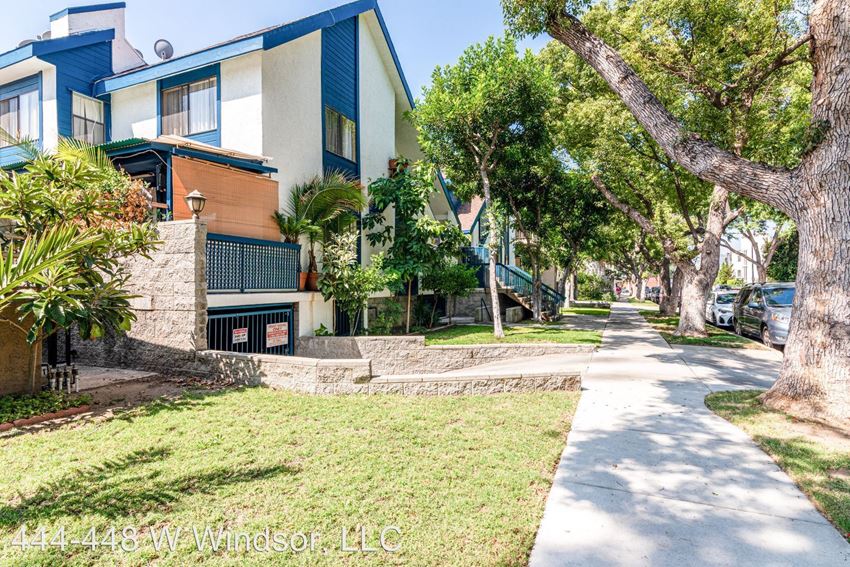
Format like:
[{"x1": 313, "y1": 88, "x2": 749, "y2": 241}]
[
  {"x1": 40, "y1": 67, "x2": 58, "y2": 152},
  {"x1": 261, "y1": 32, "x2": 323, "y2": 199},
  {"x1": 110, "y1": 81, "x2": 157, "y2": 140},
  {"x1": 221, "y1": 52, "x2": 263, "y2": 156},
  {"x1": 358, "y1": 15, "x2": 398, "y2": 267}
]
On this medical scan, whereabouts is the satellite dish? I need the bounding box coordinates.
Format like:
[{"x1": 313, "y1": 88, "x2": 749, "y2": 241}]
[
  {"x1": 39, "y1": 30, "x2": 52, "y2": 40},
  {"x1": 153, "y1": 39, "x2": 174, "y2": 61},
  {"x1": 17, "y1": 39, "x2": 35, "y2": 48}
]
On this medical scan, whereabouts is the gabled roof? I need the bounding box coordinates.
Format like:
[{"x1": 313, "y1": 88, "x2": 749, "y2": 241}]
[
  {"x1": 93, "y1": 0, "x2": 414, "y2": 106},
  {"x1": 457, "y1": 196, "x2": 485, "y2": 233},
  {"x1": 0, "y1": 29, "x2": 115, "y2": 71}
]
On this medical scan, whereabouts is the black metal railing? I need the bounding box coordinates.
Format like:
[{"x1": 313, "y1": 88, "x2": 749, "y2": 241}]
[{"x1": 206, "y1": 233, "x2": 300, "y2": 293}]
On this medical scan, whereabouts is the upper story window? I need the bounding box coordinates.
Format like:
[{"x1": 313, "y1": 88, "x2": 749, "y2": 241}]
[
  {"x1": 0, "y1": 84, "x2": 39, "y2": 148},
  {"x1": 161, "y1": 76, "x2": 217, "y2": 137},
  {"x1": 325, "y1": 106, "x2": 356, "y2": 162},
  {"x1": 72, "y1": 92, "x2": 105, "y2": 145}
]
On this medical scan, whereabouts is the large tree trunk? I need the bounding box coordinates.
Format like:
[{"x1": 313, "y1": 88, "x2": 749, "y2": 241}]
[
  {"x1": 662, "y1": 265, "x2": 684, "y2": 316},
  {"x1": 548, "y1": 0, "x2": 850, "y2": 422},
  {"x1": 761, "y1": 0, "x2": 850, "y2": 421},
  {"x1": 675, "y1": 186, "x2": 729, "y2": 336},
  {"x1": 658, "y1": 258, "x2": 672, "y2": 312},
  {"x1": 480, "y1": 170, "x2": 505, "y2": 338}
]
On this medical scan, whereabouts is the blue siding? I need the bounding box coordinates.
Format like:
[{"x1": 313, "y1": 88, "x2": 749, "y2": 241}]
[
  {"x1": 321, "y1": 16, "x2": 358, "y2": 178},
  {"x1": 41, "y1": 40, "x2": 113, "y2": 139}
]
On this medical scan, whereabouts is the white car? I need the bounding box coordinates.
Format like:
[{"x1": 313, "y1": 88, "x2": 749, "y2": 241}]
[{"x1": 705, "y1": 289, "x2": 739, "y2": 327}]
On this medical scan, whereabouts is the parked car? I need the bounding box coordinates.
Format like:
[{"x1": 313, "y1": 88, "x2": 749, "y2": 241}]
[
  {"x1": 647, "y1": 287, "x2": 661, "y2": 303},
  {"x1": 732, "y1": 283, "x2": 795, "y2": 348},
  {"x1": 705, "y1": 289, "x2": 739, "y2": 327}
]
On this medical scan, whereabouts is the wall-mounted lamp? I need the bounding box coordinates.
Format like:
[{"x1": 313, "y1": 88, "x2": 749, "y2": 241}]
[{"x1": 184, "y1": 190, "x2": 207, "y2": 220}]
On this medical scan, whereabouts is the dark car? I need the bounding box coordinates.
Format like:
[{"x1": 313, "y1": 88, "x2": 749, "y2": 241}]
[{"x1": 732, "y1": 283, "x2": 795, "y2": 348}]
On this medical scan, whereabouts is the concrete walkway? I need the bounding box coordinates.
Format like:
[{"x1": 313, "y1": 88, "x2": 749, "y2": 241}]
[{"x1": 530, "y1": 303, "x2": 849, "y2": 566}]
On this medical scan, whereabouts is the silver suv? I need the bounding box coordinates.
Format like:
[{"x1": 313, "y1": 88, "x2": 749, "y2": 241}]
[{"x1": 732, "y1": 283, "x2": 795, "y2": 348}]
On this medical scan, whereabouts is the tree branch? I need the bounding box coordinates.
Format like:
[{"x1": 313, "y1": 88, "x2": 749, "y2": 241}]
[
  {"x1": 591, "y1": 175, "x2": 680, "y2": 261},
  {"x1": 547, "y1": 13, "x2": 797, "y2": 217}
]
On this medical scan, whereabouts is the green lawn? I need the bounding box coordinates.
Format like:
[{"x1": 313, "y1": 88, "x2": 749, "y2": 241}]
[
  {"x1": 424, "y1": 325, "x2": 602, "y2": 346},
  {"x1": 706, "y1": 391, "x2": 850, "y2": 540},
  {"x1": 560, "y1": 307, "x2": 611, "y2": 318},
  {"x1": 0, "y1": 387, "x2": 579, "y2": 566},
  {"x1": 639, "y1": 310, "x2": 763, "y2": 349},
  {"x1": 627, "y1": 298, "x2": 657, "y2": 307}
]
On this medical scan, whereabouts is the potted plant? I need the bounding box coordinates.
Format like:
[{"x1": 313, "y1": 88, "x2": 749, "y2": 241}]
[
  {"x1": 273, "y1": 211, "x2": 311, "y2": 290},
  {"x1": 273, "y1": 172, "x2": 366, "y2": 291}
]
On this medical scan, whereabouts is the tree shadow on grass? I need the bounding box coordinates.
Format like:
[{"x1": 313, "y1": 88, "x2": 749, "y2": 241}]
[{"x1": 0, "y1": 446, "x2": 298, "y2": 527}]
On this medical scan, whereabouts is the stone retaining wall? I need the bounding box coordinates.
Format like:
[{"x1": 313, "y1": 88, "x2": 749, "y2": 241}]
[
  {"x1": 72, "y1": 220, "x2": 208, "y2": 374},
  {"x1": 194, "y1": 351, "x2": 371, "y2": 393},
  {"x1": 193, "y1": 350, "x2": 580, "y2": 396},
  {"x1": 297, "y1": 335, "x2": 594, "y2": 375}
]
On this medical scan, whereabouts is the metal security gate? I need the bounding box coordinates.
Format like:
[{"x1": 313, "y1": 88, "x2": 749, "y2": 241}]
[{"x1": 207, "y1": 304, "x2": 294, "y2": 355}]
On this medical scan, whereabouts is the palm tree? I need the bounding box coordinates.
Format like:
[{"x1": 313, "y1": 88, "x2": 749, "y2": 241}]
[{"x1": 273, "y1": 172, "x2": 366, "y2": 274}]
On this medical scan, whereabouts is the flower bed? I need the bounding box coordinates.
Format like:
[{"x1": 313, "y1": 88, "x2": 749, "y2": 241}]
[{"x1": 0, "y1": 391, "x2": 92, "y2": 430}]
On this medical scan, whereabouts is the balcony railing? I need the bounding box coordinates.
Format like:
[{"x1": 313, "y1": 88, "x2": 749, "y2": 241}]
[{"x1": 206, "y1": 233, "x2": 301, "y2": 293}]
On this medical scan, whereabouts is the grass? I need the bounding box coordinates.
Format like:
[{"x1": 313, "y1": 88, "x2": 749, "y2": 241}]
[
  {"x1": 627, "y1": 298, "x2": 657, "y2": 307},
  {"x1": 0, "y1": 387, "x2": 580, "y2": 566},
  {"x1": 638, "y1": 310, "x2": 763, "y2": 349},
  {"x1": 0, "y1": 391, "x2": 92, "y2": 423},
  {"x1": 560, "y1": 307, "x2": 611, "y2": 318},
  {"x1": 706, "y1": 391, "x2": 850, "y2": 540},
  {"x1": 424, "y1": 325, "x2": 602, "y2": 346}
]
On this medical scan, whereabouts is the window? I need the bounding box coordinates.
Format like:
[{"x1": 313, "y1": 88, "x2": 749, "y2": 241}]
[
  {"x1": 324, "y1": 106, "x2": 356, "y2": 161},
  {"x1": 72, "y1": 92, "x2": 105, "y2": 145},
  {"x1": 161, "y1": 76, "x2": 217, "y2": 137},
  {"x1": 0, "y1": 87, "x2": 38, "y2": 148}
]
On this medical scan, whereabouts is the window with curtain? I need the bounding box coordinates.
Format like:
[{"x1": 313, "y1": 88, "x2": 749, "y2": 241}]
[
  {"x1": 0, "y1": 87, "x2": 38, "y2": 148},
  {"x1": 324, "y1": 106, "x2": 356, "y2": 162},
  {"x1": 161, "y1": 76, "x2": 217, "y2": 136},
  {"x1": 72, "y1": 92, "x2": 105, "y2": 145}
]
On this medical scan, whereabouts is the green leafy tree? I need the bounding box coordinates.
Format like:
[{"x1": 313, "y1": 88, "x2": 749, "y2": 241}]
[
  {"x1": 503, "y1": 0, "x2": 850, "y2": 420},
  {"x1": 317, "y1": 230, "x2": 398, "y2": 336},
  {"x1": 422, "y1": 263, "x2": 479, "y2": 325},
  {"x1": 0, "y1": 140, "x2": 159, "y2": 393},
  {"x1": 723, "y1": 200, "x2": 794, "y2": 283},
  {"x1": 540, "y1": 171, "x2": 611, "y2": 303},
  {"x1": 535, "y1": 0, "x2": 809, "y2": 339},
  {"x1": 365, "y1": 160, "x2": 468, "y2": 333},
  {"x1": 767, "y1": 228, "x2": 798, "y2": 282},
  {"x1": 715, "y1": 263, "x2": 744, "y2": 288},
  {"x1": 411, "y1": 35, "x2": 555, "y2": 337}
]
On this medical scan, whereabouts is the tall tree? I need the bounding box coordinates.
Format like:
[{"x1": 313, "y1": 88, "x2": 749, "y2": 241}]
[
  {"x1": 722, "y1": 201, "x2": 793, "y2": 283},
  {"x1": 538, "y1": 0, "x2": 810, "y2": 337},
  {"x1": 412, "y1": 36, "x2": 556, "y2": 337},
  {"x1": 503, "y1": 0, "x2": 850, "y2": 422},
  {"x1": 365, "y1": 160, "x2": 467, "y2": 333},
  {"x1": 543, "y1": 172, "x2": 611, "y2": 303}
]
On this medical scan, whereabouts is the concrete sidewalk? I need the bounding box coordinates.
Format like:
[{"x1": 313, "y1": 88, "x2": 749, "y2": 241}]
[{"x1": 530, "y1": 303, "x2": 849, "y2": 566}]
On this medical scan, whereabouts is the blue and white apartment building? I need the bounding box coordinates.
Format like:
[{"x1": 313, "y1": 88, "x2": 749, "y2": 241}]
[{"x1": 1, "y1": 1, "x2": 458, "y2": 362}]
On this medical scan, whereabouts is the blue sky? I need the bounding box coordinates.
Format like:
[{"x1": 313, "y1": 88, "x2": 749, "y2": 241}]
[{"x1": 3, "y1": 0, "x2": 550, "y2": 97}]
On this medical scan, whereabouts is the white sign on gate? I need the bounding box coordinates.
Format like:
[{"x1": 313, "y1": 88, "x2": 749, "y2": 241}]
[
  {"x1": 232, "y1": 327, "x2": 248, "y2": 344},
  {"x1": 266, "y1": 322, "x2": 289, "y2": 349}
]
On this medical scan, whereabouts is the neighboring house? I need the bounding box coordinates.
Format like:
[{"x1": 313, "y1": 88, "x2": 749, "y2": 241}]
[
  {"x1": 720, "y1": 231, "x2": 770, "y2": 284},
  {"x1": 459, "y1": 199, "x2": 566, "y2": 319},
  {"x1": 1, "y1": 1, "x2": 458, "y2": 366}
]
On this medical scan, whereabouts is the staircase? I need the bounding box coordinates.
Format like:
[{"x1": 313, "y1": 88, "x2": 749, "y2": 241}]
[{"x1": 462, "y1": 247, "x2": 566, "y2": 321}]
